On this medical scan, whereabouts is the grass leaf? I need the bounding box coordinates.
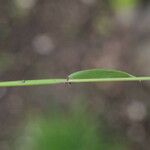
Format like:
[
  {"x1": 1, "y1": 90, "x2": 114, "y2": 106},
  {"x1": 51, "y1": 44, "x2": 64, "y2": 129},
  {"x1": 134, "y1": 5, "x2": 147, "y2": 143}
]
[
  {"x1": 68, "y1": 69, "x2": 134, "y2": 79},
  {"x1": 1, "y1": 69, "x2": 150, "y2": 87}
]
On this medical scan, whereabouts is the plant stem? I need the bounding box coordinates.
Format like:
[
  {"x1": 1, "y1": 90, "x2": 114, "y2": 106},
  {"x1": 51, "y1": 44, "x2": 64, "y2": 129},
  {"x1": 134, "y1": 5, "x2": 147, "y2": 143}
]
[
  {"x1": 0, "y1": 79, "x2": 66, "y2": 87},
  {"x1": 69, "y1": 77, "x2": 150, "y2": 83},
  {"x1": 0, "y1": 77, "x2": 150, "y2": 87}
]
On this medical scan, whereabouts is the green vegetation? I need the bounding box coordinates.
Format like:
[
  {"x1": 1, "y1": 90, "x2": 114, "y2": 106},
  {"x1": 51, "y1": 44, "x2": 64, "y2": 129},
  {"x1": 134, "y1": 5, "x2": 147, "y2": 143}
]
[
  {"x1": 109, "y1": 0, "x2": 139, "y2": 10},
  {"x1": 0, "y1": 68, "x2": 150, "y2": 87},
  {"x1": 18, "y1": 105, "x2": 128, "y2": 150}
]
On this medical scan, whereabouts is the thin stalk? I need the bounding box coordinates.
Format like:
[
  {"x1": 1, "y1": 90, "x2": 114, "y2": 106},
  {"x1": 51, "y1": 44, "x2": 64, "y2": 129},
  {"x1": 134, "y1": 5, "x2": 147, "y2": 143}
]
[
  {"x1": 69, "y1": 77, "x2": 150, "y2": 83},
  {"x1": 0, "y1": 79, "x2": 66, "y2": 87},
  {"x1": 0, "y1": 77, "x2": 150, "y2": 87}
]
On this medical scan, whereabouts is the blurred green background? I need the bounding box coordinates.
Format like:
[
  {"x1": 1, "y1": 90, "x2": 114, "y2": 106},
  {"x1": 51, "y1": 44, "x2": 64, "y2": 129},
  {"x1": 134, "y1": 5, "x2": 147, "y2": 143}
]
[{"x1": 0, "y1": 0, "x2": 150, "y2": 150}]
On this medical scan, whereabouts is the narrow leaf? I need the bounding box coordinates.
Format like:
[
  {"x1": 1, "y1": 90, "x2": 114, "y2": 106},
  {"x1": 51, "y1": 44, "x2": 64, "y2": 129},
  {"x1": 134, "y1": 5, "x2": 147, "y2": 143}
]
[{"x1": 68, "y1": 69, "x2": 134, "y2": 79}]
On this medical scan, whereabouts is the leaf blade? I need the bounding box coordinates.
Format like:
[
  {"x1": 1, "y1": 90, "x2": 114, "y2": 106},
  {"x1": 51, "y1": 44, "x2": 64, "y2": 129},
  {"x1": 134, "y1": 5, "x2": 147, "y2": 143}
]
[{"x1": 68, "y1": 69, "x2": 134, "y2": 79}]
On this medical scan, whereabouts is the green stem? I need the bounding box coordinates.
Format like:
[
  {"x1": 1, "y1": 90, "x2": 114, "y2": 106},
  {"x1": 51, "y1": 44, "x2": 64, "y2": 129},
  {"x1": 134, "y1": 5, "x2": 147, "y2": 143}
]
[
  {"x1": 69, "y1": 77, "x2": 150, "y2": 83},
  {"x1": 0, "y1": 79, "x2": 66, "y2": 87},
  {"x1": 0, "y1": 77, "x2": 150, "y2": 87}
]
